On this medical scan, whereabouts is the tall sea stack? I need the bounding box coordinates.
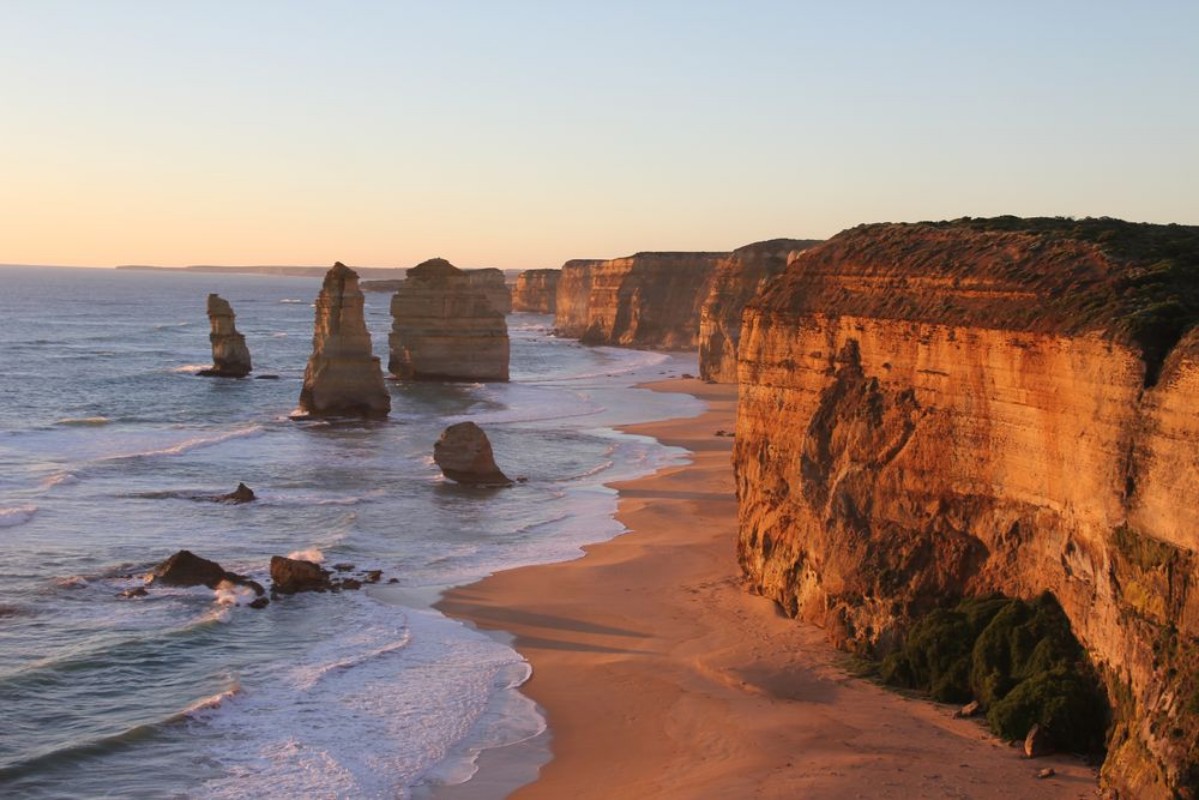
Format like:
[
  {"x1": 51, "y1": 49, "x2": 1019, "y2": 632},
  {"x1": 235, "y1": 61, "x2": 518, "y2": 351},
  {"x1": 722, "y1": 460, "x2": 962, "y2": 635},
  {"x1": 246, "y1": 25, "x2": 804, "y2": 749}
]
[
  {"x1": 199, "y1": 294, "x2": 252, "y2": 377},
  {"x1": 388, "y1": 258, "x2": 510, "y2": 381},
  {"x1": 297, "y1": 262, "x2": 390, "y2": 418}
]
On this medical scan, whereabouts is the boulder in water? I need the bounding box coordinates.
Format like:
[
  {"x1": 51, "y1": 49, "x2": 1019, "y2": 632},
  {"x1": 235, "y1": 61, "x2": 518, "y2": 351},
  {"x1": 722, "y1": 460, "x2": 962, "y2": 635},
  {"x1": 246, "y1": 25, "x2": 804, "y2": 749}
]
[
  {"x1": 217, "y1": 482, "x2": 256, "y2": 504},
  {"x1": 150, "y1": 550, "x2": 264, "y2": 596},
  {"x1": 433, "y1": 422, "x2": 513, "y2": 487},
  {"x1": 270, "y1": 555, "x2": 332, "y2": 594}
]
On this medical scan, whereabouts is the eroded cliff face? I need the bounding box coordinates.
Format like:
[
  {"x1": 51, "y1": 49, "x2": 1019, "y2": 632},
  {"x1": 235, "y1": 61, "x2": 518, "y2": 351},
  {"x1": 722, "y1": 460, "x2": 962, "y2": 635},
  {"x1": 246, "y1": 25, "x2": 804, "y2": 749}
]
[
  {"x1": 512, "y1": 268, "x2": 561, "y2": 313},
  {"x1": 200, "y1": 293, "x2": 252, "y2": 377},
  {"x1": 697, "y1": 239, "x2": 821, "y2": 382},
  {"x1": 734, "y1": 219, "x2": 1199, "y2": 798},
  {"x1": 464, "y1": 268, "x2": 512, "y2": 315},
  {"x1": 553, "y1": 253, "x2": 726, "y2": 349},
  {"x1": 298, "y1": 263, "x2": 390, "y2": 417},
  {"x1": 388, "y1": 258, "x2": 510, "y2": 381}
]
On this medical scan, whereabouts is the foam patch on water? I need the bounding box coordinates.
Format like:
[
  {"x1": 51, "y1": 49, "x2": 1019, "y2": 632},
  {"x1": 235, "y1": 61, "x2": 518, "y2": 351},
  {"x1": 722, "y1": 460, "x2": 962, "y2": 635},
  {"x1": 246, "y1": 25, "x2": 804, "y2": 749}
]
[
  {"x1": 54, "y1": 416, "x2": 111, "y2": 427},
  {"x1": 285, "y1": 548, "x2": 324, "y2": 564},
  {"x1": 100, "y1": 425, "x2": 265, "y2": 461},
  {"x1": 0, "y1": 504, "x2": 38, "y2": 528}
]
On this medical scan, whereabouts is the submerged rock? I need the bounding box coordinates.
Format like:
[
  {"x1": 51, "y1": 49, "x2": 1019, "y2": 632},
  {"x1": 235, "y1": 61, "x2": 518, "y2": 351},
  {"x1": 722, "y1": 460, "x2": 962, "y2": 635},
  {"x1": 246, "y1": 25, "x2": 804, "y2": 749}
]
[
  {"x1": 297, "y1": 263, "x2": 391, "y2": 418},
  {"x1": 198, "y1": 294, "x2": 252, "y2": 377},
  {"x1": 433, "y1": 421, "x2": 513, "y2": 487},
  {"x1": 216, "y1": 482, "x2": 256, "y2": 504},
  {"x1": 270, "y1": 555, "x2": 331, "y2": 594}
]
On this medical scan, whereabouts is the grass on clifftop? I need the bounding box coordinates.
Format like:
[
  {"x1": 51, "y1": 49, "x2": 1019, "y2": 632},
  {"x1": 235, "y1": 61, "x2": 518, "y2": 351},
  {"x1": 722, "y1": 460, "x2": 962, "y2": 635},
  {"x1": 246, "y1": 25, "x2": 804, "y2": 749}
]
[{"x1": 880, "y1": 592, "x2": 1109, "y2": 754}]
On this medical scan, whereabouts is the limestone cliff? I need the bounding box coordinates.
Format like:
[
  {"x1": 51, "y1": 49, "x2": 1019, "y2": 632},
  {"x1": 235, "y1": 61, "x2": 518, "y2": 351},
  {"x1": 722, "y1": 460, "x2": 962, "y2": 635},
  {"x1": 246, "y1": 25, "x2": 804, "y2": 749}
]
[
  {"x1": 297, "y1": 263, "x2": 390, "y2": 418},
  {"x1": 512, "y1": 268, "x2": 561, "y2": 313},
  {"x1": 697, "y1": 239, "x2": 821, "y2": 382},
  {"x1": 733, "y1": 218, "x2": 1199, "y2": 798},
  {"x1": 199, "y1": 293, "x2": 252, "y2": 377},
  {"x1": 388, "y1": 258, "x2": 510, "y2": 381},
  {"x1": 464, "y1": 268, "x2": 512, "y2": 315},
  {"x1": 553, "y1": 252, "x2": 726, "y2": 349}
]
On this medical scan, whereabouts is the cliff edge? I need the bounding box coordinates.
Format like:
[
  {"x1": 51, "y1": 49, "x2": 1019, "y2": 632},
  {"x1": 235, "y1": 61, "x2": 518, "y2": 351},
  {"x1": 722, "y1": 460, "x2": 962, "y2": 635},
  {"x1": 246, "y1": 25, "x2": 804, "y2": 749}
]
[{"x1": 734, "y1": 217, "x2": 1199, "y2": 797}]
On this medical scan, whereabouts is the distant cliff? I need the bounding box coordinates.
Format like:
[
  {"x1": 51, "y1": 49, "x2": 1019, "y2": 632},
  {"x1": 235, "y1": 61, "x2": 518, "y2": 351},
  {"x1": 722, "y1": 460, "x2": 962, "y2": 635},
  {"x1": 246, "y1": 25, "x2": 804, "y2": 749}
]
[
  {"x1": 697, "y1": 239, "x2": 822, "y2": 382},
  {"x1": 732, "y1": 217, "x2": 1199, "y2": 798},
  {"x1": 553, "y1": 252, "x2": 726, "y2": 349},
  {"x1": 512, "y1": 269, "x2": 561, "y2": 313}
]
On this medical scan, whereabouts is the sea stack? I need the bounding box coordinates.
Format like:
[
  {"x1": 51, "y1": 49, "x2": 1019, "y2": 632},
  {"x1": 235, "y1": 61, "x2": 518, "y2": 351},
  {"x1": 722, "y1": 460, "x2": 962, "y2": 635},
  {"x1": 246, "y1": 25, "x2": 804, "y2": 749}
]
[
  {"x1": 388, "y1": 258, "x2": 510, "y2": 381},
  {"x1": 433, "y1": 422, "x2": 513, "y2": 486},
  {"x1": 297, "y1": 262, "x2": 390, "y2": 418},
  {"x1": 512, "y1": 268, "x2": 561, "y2": 313},
  {"x1": 198, "y1": 294, "x2": 252, "y2": 377}
]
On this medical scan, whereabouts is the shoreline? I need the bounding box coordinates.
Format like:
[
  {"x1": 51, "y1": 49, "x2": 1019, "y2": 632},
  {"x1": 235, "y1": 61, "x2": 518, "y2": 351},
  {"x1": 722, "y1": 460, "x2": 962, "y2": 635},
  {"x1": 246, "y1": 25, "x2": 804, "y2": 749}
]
[{"x1": 438, "y1": 378, "x2": 1099, "y2": 799}]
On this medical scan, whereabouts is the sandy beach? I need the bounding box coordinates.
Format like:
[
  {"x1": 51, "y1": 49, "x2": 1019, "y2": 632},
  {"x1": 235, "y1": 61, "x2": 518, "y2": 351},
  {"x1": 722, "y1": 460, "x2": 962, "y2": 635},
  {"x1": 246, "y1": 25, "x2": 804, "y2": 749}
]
[{"x1": 438, "y1": 378, "x2": 1099, "y2": 799}]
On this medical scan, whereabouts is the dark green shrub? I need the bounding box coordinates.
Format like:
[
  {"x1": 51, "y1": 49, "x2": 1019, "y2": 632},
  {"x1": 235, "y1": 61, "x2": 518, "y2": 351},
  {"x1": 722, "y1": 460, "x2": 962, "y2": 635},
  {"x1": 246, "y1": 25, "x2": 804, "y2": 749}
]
[{"x1": 987, "y1": 670, "x2": 1108, "y2": 753}]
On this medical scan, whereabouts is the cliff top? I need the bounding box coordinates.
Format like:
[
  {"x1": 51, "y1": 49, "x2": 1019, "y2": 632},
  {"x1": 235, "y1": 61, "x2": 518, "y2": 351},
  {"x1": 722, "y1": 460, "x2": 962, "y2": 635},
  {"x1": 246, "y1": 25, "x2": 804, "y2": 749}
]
[
  {"x1": 732, "y1": 238, "x2": 823, "y2": 256},
  {"x1": 756, "y1": 216, "x2": 1199, "y2": 385},
  {"x1": 408, "y1": 258, "x2": 462, "y2": 279},
  {"x1": 323, "y1": 262, "x2": 360, "y2": 290}
]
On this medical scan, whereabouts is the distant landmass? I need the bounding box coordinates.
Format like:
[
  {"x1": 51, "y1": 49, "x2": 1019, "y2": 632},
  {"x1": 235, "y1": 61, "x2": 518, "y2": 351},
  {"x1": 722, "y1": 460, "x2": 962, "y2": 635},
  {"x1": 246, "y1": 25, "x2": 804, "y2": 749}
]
[{"x1": 114, "y1": 264, "x2": 527, "y2": 282}]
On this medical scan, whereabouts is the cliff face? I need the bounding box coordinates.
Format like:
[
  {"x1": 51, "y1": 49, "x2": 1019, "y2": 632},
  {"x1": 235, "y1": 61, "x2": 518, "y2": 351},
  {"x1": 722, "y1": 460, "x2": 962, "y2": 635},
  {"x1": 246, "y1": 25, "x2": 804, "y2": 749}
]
[
  {"x1": 553, "y1": 253, "x2": 726, "y2": 349},
  {"x1": 200, "y1": 293, "x2": 252, "y2": 377},
  {"x1": 697, "y1": 239, "x2": 821, "y2": 382},
  {"x1": 733, "y1": 219, "x2": 1199, "y2": 798},
  {"x1": 511, "y1": 268, "x2": 561, "y2": 313},
  {"x1": 388, "y1": 258, "x2": 510, "y2": 381},
  {"x1": 298, "y1": 263, "x2": 390, "y2": 418},
  {"x1": 464, "y1": 268, "x2": 512, "y2": 315}
]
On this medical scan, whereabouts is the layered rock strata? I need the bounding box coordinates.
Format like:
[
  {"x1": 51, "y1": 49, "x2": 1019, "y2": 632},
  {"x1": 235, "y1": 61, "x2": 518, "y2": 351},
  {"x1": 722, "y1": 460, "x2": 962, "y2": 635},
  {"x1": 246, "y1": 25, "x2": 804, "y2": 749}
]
[
  {"x1": 388, "y1": 258, "x2": 510, "y2": 381},
  {"x1": 697, "y1": 239, "x2": 821, "y2": 382},
  {"x1": 554, "y1": 252, "x2": 726, "y2": 349},
  {"x1": 298, "y1": 263, "x2": 390, "y2": 418},
  {"x1": 198, "y1": 294, "x2": 251, "y2": 377},
  {"x1": 733, "y1": 218, "x2": 1199, "y2": 798},
  {"x1": 511, "y1": 268, "x2": 561, "y2": 313},
  {"x1": 465, "y1": 268, "x2": 512, "y2": 315},
  {"x1": 433, "y1": 421, "x2": 513, "y2": 486}
]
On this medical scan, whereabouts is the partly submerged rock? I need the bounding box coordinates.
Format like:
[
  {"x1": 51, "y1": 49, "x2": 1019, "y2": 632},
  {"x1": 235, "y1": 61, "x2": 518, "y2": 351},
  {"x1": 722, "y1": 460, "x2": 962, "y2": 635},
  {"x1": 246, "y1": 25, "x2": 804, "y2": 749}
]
[
  {"x1": 216, "y1": 482, "x2": 256, "y2": 504},
  {"x1": 297, "y1": 263, "x2": 391, "y2": 418},
  {"x1": 149, "y1": 550, "x2": 264, "y2": 596},
  {"x1": 270, "y1": 555, "x2": 331, "y2": 594},
  {"x1": 433, "y1": 421, "x2": 513, "y2": 487},
  {"x1": 198, "y1": 294, "x2": 252, "y2": 377}
]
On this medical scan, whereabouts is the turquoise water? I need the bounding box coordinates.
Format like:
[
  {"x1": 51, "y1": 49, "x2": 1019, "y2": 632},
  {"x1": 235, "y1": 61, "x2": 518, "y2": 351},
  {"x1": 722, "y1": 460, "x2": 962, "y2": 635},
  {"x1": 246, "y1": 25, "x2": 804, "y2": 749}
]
[{"x1": 0, "y1": 266, "x2": 702, "y2": 799}]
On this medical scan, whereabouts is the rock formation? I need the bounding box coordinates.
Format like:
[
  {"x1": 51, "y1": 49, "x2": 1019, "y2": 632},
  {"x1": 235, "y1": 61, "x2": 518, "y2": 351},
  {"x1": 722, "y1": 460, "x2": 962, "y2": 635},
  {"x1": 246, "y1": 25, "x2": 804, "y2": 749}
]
[
  {"x1": 388, "y1": 258, "x2": 510, "y2": 381},
  {"x1": 697, "y1": 239, "x2": 821, "y2": 382},
  {"x1": 512, "y1": 268, "x2": 561, "y2": 313},
  {"x1": 732, "y1": 217, "x2": 1199, "y2": 797},
  {"x1": 297, "y1": 263, "x2": 391, "y2": 418},
  {"x1": 216, "y1": 482, "x2": 256, "y2": 504},
  {"x1": 269, "y1": 555, "x2": 331, "y2": 594},
  {"x1": 433, "y1": 421, "x2": 513, "y2": 486},
  {"x1": 553, "y1": 252, "x2": 726, "y2": 349},
  {"x1": 465, "y1": 268, "x2": 512, "y2": 315},
  {"x1": 198, "y1": 294, "x2": 252, "y2": 377},
  {"x1": 149, "y1": 550, "x2": 264, "y2": 596}
]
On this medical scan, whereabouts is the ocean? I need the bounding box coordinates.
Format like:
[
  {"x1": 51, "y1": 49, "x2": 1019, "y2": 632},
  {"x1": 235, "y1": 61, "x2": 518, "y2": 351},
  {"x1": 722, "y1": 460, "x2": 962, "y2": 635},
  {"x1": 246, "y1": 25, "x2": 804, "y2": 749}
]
[{"x1": 0, "y1": 265, "x2": 703, "y2": 799}]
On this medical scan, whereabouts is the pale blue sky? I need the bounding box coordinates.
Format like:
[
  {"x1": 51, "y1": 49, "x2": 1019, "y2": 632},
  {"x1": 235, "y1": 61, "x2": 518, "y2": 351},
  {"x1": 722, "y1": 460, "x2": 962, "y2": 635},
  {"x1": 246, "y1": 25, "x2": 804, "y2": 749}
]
[{"x1": 2, "y1": 1, "x2": 1196, "y2": 267}]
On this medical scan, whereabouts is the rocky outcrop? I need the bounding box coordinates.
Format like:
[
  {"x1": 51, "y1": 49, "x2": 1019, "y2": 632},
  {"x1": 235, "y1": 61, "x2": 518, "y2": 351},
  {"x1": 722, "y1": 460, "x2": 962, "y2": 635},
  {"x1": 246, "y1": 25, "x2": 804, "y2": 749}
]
[
  {"x1": 553, "y1": 253, "x2": 726, "y2": 349},
  {"x1": 465, "y1": 268, "x2": 512, "y2": 315},
  {"x1": 198, "y1": 294, "x2": 252, "y2": 377},
  {"x1": 149, "y1": 550, "x2": 264, "y2": 596},
  {"x1": 217, "y1": 483, "x2": 256, "y2": 504},
  {"x1": 269, "y1": 556, "x2": 331, "y2": 594},
  {"x1": 697, "y1": 239, "x2": 821, "y2": 382},
  {"x1": 512, "y1": 269, "x2": 561, "y2": 313},
  {"x1": 388, "y1": 258, "x2": 510, "y2": 381},
  {"x1": 733, "y1": 217, "x2": 1199, "y2": 798},
  {"x1": 433, "y1": 421, "x2": 512, "y2": 486},
  {"x1": 297, "y1": 263, "x2": 390, "y2": 418}
]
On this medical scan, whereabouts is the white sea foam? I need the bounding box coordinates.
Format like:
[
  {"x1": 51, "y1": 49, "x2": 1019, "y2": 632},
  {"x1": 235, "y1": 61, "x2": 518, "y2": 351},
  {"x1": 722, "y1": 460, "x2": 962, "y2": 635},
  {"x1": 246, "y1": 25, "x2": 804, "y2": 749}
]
[
  {"x1": 54, "y1": 416, "x2": 111, "y2": 427},
  {"x1": 0, "y1": 504, "x2": 38, "y2": 528},
  {"x1": 214, "y1": 580, "x2": 261, "y2": 607},
  {"x1": 271, "y1": 331, "x2": 288, "y2": 337},
  {"x1": 100, "y1": 425, "x2": 265, "y2": 461},
  {"x1": 41, "y1": 471, "x2": 79, "y2": 488},
  {"x1": 170, "y1": 364, "x2": 212, "y2": 374},
  {"x1": 180, "y1": 681, "x2": 242, "y2": 719},
  {"x1": 285, "y1": 548, "x2": 324, "y2": 564},
  {"x1": 278, "y1": 298, "x2": 305, "y2": 304}
]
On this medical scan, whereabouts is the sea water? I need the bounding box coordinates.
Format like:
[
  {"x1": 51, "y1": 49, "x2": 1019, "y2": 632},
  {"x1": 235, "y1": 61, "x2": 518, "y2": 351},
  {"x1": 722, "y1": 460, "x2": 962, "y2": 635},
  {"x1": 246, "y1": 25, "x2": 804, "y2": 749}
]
[{"x1": 0, "y1": 266, "x2": 703, "y2": 799}]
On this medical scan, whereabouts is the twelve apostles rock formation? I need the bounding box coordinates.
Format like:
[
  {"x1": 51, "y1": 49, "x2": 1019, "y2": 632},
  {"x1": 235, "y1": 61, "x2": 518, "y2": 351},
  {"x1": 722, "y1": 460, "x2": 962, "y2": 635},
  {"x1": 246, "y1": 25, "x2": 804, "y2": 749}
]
[
  {"x1": 512, "y1": 268, "x2": 561, "y2": 313},
  {"x1": 297, "y1": 263, "x2": 391, "y2": 418},
  {"x1": 388, "y1": 258, "x2": 510, "y2": 381},
  {"x1": 198, "y1": 294, "x2": 252, "y2": 377},
  {"x1": 732, "y1": 217, "x2": 1199, "y2": 797},
  {"x1": 464, "y1": 268, "x2": 512, "y2": 315},
  {"x1": 433, "y1": 421, "x2": 513, "y2": 486},
  {"x1": 697, "y1": 239, "x2": 821, "y2": 382},
  {"x1": 554, "y1": 252, "x2": 726, "y2": 349}
]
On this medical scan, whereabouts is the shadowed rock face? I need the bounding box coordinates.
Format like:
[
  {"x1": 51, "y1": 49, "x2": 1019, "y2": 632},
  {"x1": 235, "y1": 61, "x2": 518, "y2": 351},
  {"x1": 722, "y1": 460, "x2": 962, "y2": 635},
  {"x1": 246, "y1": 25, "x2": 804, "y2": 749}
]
[
  {"x1": 464, "y1": 268, "x2": 512, "y2": 315},
  {"x1": 388, "y1": 258, "x2": 510, "y2": 381},
  {"x1": 269, "y1": 556, "x2": 331, "y2": 594},
  {"x1": 733, "y1": 218, "x2": 1199, "y2": 798},
  {"x1": 697, "y1": 239, "x2": 822, "y2": 382},
  {"x1": 199, "y1": 294, "x2": 252, "y2": 377},
  {"x1": 512, "y1": 269, "x2": 561, "y2": 313},
  {"x1": 149, "y1": 550, "x2": 264, "y2": 596},
  {"x1": 553, "y1": 252, "x2": 726, "y2": 349},
  {"x1": 433, "y1": 421, "x2": 512, "y2": 486},
  {"x1": 298, "y1": 263, "x2": 390, "y2": 418}
]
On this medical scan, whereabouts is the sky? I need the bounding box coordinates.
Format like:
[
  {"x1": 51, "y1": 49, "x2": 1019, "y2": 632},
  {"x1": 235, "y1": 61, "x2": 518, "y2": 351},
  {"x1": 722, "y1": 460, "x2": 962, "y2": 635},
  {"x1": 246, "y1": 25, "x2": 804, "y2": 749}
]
[{"x1": 2, "y1": 1, "x2": 1196, "y2": 269}]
